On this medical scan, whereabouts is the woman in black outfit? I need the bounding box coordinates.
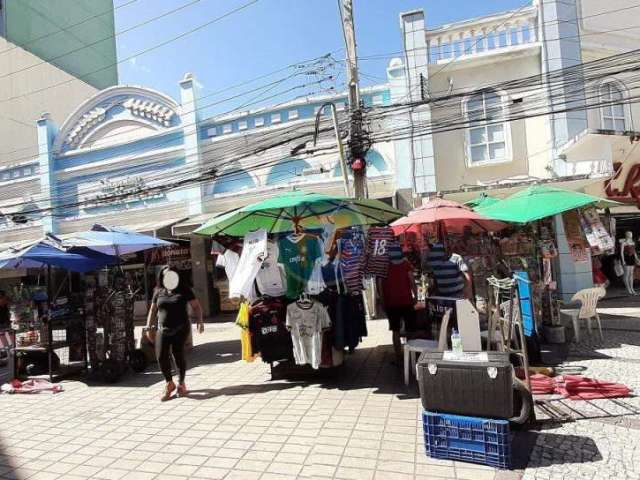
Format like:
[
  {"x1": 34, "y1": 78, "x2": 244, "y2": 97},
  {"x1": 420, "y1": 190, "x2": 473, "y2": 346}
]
[{"x1": 146, "y1": 266, "x2": 204, "y2": 401}]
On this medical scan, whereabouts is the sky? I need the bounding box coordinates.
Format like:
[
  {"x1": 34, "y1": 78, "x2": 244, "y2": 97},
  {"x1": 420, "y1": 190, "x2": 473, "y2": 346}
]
[{"x1": 115, "y1": 0, "x2": 527, "y2": 117}]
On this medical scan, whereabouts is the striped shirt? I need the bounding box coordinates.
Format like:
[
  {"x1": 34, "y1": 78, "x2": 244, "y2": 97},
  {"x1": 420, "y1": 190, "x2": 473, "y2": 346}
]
[
  {"x1": 365, "y1": 226, "x2": 397, "y2": 278},
  {"x1": 338, "y1": 228, "x2": 366, "y2": 294},
  {"x1": 425, "y1": 244, "x2": 468, "y2": 297}
]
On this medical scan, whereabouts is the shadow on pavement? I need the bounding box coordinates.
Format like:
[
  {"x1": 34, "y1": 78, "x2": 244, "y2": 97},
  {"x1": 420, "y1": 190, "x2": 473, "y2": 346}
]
[
  {"x1": 182, "y1": 382, "x2": 307, "y2": 400},
  {"x1": 512, "y1": 431, "x2": 602, "y2": 469}
]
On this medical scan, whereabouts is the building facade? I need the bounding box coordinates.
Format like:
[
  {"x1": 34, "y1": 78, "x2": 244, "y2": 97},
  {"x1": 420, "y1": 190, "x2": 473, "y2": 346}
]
[
  {"x1": 0, "y1": 68, "x2": 397, "y2": 313},
  {"x1": 395, "y1": 0, "x2": 640, "y2": 298},
  {"x1": 1, "y1": 0, "x2": 638, "y2": 305},
  {"x1": 0, "y1": 0, "x2": 118, "y2": 251}
]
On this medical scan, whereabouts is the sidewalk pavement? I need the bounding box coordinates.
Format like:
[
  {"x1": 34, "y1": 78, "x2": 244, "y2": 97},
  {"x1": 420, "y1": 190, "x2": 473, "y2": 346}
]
[{"x1": 0, "y1": 301, "x2": 639, "y2": 480}]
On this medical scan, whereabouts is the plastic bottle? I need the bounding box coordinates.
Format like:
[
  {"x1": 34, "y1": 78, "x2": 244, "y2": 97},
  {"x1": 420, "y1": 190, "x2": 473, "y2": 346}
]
[{"x1": 451, "y1": 329, "x2": 463, "y2": 355}]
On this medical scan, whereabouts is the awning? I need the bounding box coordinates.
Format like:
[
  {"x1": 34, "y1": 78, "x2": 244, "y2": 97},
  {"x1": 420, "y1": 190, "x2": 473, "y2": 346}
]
[
  {"x1": 442, "y1": 175, "x2": 607, "y2": 204},
  {"x1": 558, "y1": 129, "x2": 638, "y2": 163},
  {"x1": 172, "y1": 213, "x2": 217, "y2": 237},
  {"x1": 126, "y1": 218, "x2": 185, "y2": 237},
  {"x1": 58, "y1": 217, "x2": 185, "y2": 240}
]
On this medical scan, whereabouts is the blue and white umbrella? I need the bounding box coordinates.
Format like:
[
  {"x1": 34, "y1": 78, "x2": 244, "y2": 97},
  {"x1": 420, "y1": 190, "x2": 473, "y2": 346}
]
[
  {"x1": 0, "y1": 237, "x2": 118, "y2": 273},
  {"x1": 60, "y1": 224, "x2": 173, "y2": 256}
]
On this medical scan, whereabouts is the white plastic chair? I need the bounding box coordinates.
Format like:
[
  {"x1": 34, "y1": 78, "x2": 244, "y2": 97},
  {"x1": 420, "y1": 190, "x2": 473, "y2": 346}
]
[
  {"x1": 561, "y1": 287, "x2": 605, "y2": 342},
  {"x1": 404, "y1": 308, "x2": 451, "y2": 386}
]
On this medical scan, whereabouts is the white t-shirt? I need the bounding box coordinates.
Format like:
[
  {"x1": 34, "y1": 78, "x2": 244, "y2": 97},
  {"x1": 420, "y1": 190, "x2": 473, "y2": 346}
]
[
  {"x1": 286, "y1": 301, "x2": 331, "y2": 369},
  {"x1": 215, "y1": 249, "x2": 239, "y2": 279},
  {"x1": 255, "y1": 241, "x2": 286, "y2": 297},
  {"x1": 216, "y1": 249, "x2": 257, "y2": 300},
  {"x1": 306, "y1": 256, "x2": 327, "y2": 295},
  {"x1": 229, "y1": 229, "x2": 267, "y2": 299}
]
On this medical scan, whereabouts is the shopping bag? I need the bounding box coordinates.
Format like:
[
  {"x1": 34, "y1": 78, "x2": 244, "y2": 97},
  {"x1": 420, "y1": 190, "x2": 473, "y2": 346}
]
[{"x1": 614, "y1": 259, "x2": 624, "y2": 277}]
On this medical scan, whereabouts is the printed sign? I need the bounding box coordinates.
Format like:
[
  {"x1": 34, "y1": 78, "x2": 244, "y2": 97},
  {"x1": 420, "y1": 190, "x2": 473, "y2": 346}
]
[
  {"x1": 580, "y1": 207, "x2": 615, "y2": 254},
  {"x1": 78, "y1": 175, "x2": 165, "y2": 210}
]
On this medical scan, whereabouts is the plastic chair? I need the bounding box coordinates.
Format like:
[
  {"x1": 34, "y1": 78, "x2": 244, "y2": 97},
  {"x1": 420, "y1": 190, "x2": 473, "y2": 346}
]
[
  {"x1": 561, "y1": 287, "x2": 605, "y2": 342},
  {"x1": 404, "y1": 308, "x2": 451, "y2": 386}
]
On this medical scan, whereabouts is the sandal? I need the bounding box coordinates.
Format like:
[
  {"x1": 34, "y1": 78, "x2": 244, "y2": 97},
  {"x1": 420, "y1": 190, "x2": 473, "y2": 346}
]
[
  {"x1": 177, "y1": 383, "x2": 188, "y2": 397},
  {"x1": 161, "y1": 381, "x2": 176, "y2": 401}
]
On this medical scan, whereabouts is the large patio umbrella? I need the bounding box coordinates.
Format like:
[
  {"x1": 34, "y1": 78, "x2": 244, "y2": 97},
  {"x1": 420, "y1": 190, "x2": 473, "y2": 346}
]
[
  {"x1": 476, "y1": 185, "x2": 618, "y2": 224},
  {"x1": 60, "y1": 224, "x2": 173, "y2": 256},
  {"x1": 391, "y1": 198, "x2": 507, "y2": 235},
  {"x1": 194, "y1": 191, "x2": 403, "y2": 237},
  {"x1": 0, "y1": 238, "x2": 118, "y2": 273}
]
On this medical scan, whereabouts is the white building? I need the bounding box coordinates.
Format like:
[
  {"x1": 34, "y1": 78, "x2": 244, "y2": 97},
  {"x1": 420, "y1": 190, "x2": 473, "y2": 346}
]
[{"x1": 393, "y1": 0, "x2": 640, "y2": 298}]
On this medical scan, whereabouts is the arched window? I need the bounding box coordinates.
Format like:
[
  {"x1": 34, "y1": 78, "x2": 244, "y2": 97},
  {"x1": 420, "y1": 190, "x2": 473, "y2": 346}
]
[
  {"x1": 600, "y1": 82, "x2": 627, "y2": 131},
  {"x1": 465, "y1": 91, "x2": 509, "y2": 166},
  {"x1": 334, "y1": 149, "x2": 389, "y2": 177},
  {"x1": 209, "y1": 170, "x2": 255, "y2": 195},
  {"x1": 266, "y1": 158, "x2": 310, "y2": 185}
]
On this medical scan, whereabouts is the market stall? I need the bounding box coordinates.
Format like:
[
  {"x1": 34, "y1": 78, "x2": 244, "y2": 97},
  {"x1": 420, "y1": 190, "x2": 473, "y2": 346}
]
[
  {"x1": 476, "y1": 185, "x2": 618, "y2": 342},
  {"x1": 0, "y1": 238, "x2": 117, "y2": 381},
  {"x1": 195, "y1": 191, "x2": 402, "y2": 376},
  {"x1": 388, "y1": 189, "x2": 628, "y2": 471},
  {"x1": 61, "y1": 224, "x2": 173, "y2": 382}
]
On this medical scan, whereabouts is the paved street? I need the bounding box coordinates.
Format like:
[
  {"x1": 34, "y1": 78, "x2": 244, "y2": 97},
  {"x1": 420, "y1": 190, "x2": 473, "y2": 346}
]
[{"x1": 0, "y1": 299, "x2": 639, "y2": 480}]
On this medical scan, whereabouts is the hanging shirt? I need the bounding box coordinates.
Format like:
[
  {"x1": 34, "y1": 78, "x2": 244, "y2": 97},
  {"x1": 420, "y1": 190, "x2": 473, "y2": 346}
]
[
  {"x1": 321, "y1": 258, "x2": 346, "y2": 294},
  {"x1": 255, "y1": 241, "x2": 286, "y2": 297},
  {"x1": 286, "y1": 301, "x2": 332, "y2": 369},
  {"x1": 249, "y1": 297, "x2": 293, "y2": 363},
  {"x1": 278, "y1": 234, "x2": 322, "y2": 299},
  {"x1": 305, "y1": 254, "x2": 327, "y2": 295},
  {"x1": 380, "y1": 260, "x2": 414, "y2": 307},
  {"x1": 216, "y1": 249, "x2": 239, "y2": 279},
  {"x1": 235, "y1": 302, "x2": 257, "y2": 362},
  {"x1": 338, "y1": 228, "x2": 366, "y2": 294},
  {"x1": 229, "y1": 229, "x2": 267, "y2": 299},
  {"x1": 365, "y1": 226, "x2": 397, "y2": 278}
]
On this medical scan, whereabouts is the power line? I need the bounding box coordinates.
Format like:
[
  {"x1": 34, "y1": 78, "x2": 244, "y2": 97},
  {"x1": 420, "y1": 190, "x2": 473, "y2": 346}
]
[
  {"x1": 0, "y1": 0, "x2": 203, "y2": 81},
  {"x1": 0, "y1": 52, "x2": 340, "y2": 162},
  {"x1": 0, "y1": 0, "x2": 260, "y2": 105},
  {"x1": 0, "y1": 0, "x2": 138, "y2": 57},
  {"x1": 5, "y1": 44, "x2": 640, "y2": 216}
]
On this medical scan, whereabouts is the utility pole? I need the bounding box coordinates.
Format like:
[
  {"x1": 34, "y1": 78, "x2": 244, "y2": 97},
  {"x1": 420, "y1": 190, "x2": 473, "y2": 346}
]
[{"x1": 339, "y1": 0, "x2": 366, "y2": 198}]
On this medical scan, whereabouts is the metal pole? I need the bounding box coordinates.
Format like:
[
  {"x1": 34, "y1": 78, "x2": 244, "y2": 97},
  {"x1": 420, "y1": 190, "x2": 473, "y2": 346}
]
[
  {"x1": 330, "y1": 104, "x2": 351, "y2": 197},
  {"x1": 312, "y1": 102, "x2": 350, "y2": 197},
  {"x1": 47, "y1": 265, "x2": 53, "y2": 382},
  {"x1": 340, "y1": 0, "x2": 366, "y2": 199}
]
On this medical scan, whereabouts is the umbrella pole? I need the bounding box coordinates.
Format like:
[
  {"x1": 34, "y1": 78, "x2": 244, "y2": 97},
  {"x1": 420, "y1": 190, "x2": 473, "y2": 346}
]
[
  {"x1": 144, "y1": 263, "x2": 149, "y2": 306},
  {"x1": 47, "y1": 265, "x2": 53, "y2": 383}
]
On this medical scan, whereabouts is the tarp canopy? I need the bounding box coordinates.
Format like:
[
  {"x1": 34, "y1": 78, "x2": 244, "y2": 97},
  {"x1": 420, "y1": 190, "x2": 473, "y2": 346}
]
[
  {"x1": 476, "y1": 185, "x2": 619, "y2": 224},
  {"x1": 0, "y1": 238, "x2": 118, "y2": 273},
  {"x1": 60, "y1": 224, "x2": 173, "y2": 256},
  {"x1": 194, "y1": 191, "x2": 403, "y2": 237}
]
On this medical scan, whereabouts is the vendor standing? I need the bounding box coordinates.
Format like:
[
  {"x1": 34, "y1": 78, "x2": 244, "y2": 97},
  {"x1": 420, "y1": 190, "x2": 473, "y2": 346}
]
[
  {"x1": 377, "y1": 245, "x2": 418, "y2": 363},
  {"x1": 425, "y1": 243, "x2": 472, "y2": 299},
  {"x1": 0, "y1": 291, "x2": 11, "y2": 330}
]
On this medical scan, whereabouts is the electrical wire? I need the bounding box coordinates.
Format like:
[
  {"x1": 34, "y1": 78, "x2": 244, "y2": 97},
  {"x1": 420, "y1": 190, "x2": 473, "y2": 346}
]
[{"x1": 0, "y1": 0, "x2": 260, "y2": 105}]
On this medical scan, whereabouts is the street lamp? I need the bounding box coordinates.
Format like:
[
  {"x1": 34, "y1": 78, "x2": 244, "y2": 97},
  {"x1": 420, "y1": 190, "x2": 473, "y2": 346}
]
[{"x1": 290, "y1": 102, "x2": 351, "y2": 197}]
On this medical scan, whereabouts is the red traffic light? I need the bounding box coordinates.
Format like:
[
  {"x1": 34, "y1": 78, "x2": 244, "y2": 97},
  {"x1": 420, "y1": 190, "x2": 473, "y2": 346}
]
[{"x1": 351, "y1": 158, "x2": 365, "y2": 171}]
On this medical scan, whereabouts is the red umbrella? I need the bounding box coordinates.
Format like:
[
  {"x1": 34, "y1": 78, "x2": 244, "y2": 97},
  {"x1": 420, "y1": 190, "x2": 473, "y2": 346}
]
[{"x1": 391, "y1": 198, "x2": 507, "y2": 235}]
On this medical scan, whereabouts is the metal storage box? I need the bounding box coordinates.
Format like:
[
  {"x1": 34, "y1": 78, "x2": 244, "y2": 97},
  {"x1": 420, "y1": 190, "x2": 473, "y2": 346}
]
[{"x1": 416, "y1": 351, "x2": 514, "y2": 419}]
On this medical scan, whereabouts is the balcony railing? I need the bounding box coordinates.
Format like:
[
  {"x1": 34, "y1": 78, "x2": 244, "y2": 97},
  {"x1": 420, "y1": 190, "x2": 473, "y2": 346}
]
[{"x1": 426, "y1": 9, "x2": 538, "y2": 64}]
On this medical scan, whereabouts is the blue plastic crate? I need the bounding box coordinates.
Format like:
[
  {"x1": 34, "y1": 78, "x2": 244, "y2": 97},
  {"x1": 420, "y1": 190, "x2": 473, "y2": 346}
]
[{"x1": 422, "y1": 411, "x2": 511, "y2": 469}]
